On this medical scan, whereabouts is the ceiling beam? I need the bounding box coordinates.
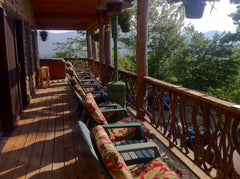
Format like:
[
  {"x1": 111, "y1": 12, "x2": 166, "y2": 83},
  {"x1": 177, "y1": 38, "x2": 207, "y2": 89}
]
[{"x1": 35, "y1": 13, "x2": 97, "y2": 22}]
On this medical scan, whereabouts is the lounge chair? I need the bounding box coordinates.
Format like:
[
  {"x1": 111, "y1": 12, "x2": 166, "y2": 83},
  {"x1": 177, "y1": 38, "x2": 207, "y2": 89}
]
[{"x1": 78, "y1": 121, "x2": 179, "y2": 179}]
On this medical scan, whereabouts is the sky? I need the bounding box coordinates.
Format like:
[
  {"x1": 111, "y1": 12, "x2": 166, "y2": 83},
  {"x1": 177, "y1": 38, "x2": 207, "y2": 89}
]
[
  {"x1": 185, "y1": 0, "x2": 238, "y2": 33},
  {"x1": 50, "y1": 0, "x2": 238, "y2": 34}
]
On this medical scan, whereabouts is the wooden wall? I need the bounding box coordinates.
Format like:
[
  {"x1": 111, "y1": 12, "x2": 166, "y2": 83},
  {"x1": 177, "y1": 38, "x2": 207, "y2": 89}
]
[
  {"x1": 1, "y1": 0, "x2": 35, "y2": 25},
  {"x1": 0, "y1": 1, "x2": 38, "y2": 132}
]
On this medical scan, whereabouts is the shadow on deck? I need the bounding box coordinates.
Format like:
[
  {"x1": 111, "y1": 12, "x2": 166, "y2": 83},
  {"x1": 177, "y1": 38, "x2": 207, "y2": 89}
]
[{"x1": 0, "y1": 79, "x2": 104, "y2": 179}]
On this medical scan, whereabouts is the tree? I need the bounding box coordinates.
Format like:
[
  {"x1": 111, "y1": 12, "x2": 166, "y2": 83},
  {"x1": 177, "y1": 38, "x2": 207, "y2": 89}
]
[
  {"x1": 171, "y1": 26, "x2": 240, "y2": 93},
  {"x1": 52, "y1": 31, "x2": 87, "y2": 58},
  {"x1": 148, "y1": 0, "x2": 185, "y2": 80},
  {"x1": 118, "y1": 0, "x2": 185, "y2": 77}
]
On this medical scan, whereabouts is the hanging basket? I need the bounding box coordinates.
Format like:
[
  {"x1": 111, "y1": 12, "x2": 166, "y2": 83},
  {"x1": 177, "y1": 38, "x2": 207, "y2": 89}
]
[
  {"x1": 92, "y1": 31, "x2": 99, "y2": 42},
  {"x1": 39, "y1": 30, "x2": 48, "y2": 41},
  {"x1": 184, "y1": 0, "x2": 206, "y2": 19},
  {"x1": 118, "y1": 9, "x2": 132, "y2": 33},
  {"x1": 120, "y1": 24, "x2": 130, "y2": 32}
]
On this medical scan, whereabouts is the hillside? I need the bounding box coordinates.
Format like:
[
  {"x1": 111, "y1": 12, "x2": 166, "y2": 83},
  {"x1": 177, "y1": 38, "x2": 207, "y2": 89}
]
[
  {"x1": 38, "y1": 31, "x2": 78, "y2": 58},
  {"x1": 204, "y1": 30, "x2": 222, "y2": 39},
  {"x1": 38, "y1": 31, "x2": 221, "y2": 58}
]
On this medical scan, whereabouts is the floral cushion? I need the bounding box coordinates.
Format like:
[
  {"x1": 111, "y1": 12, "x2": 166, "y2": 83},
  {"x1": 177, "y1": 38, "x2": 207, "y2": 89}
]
[
  {"x1": 71, "y1": 76, "x2": 78, "y2": 86},
  {"x1": 74, "y1": 84, "x2": 86, "y2": 99},
  {"x1": 66, "y1": 62, "x2": 73, "y2": 68},
  {"x1": 103, "y1": 110, "x2": 126, "y2": 120},
  {"x1": 69, "y1": 67, "x2": 75, "y2": 76},
  {"x1": 107, "y1": 126, "x2": 137, "y2": 142},
  {"x1": 69, "y1": 68, "x2": 81, "y2": 83},
  {"x1": 85, "y1": 93, "x2": 108, "y2": 125},
  {"x1": 162, "y1": 158, "x2": 196, "y2": 178},
  {"x1": 92, "y1": 125, "x2": 133, "y2": 179},
  {"x1": 84, "y1": 87, "x2": 97, "y2": 92},
  {"x1": 114, "y1": 118, "x2": 156, "y2": 139},
  {"x1": 131, "y1": 157, "x2": 180, "y2": 179}
]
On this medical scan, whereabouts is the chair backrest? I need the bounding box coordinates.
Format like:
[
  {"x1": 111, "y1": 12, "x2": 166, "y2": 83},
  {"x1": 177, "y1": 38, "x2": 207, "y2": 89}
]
[{"x1": 78, "y1": 121, "x2": 112, "y2": 179}]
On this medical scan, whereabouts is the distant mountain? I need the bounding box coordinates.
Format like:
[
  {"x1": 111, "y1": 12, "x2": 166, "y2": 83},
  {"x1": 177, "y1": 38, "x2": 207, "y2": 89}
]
[
  {"x1": 204, "y1": 30, "x2": 222, "y2": 39},
  {"x1": 37, "y1": 30, "x2": 223, "y2": 58},
  {"x1": 38, "y1": 31, "x2": 132, "y2": 58}
]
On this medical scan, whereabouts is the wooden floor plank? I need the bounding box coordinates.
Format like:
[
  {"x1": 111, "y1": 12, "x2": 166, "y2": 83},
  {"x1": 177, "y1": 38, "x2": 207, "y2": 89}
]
[
  {"x1": 39, "y1": 90, "x2": 57, "y2": 179},
  {"x1": 52, "y1": 85, "x2": 65, "y2": 179},
  {"x1": 25, "y1": 87, "x2": 53, "y2": 178},
  {"x1": 63, "y1": 86, "x2": 78, "y2": 179},
  {"x1": 0, "y1": 92, "x2": 44, "y2": 179},
  {"x1": 13, "y1": 94, "x2": 49, "y2": 179},
  {"x1": 0, "y1": 80, "x2": 110, "y2": 179}
]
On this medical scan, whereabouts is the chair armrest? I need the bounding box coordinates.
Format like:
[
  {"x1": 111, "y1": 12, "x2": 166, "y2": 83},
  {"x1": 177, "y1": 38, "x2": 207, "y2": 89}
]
[
  {"x1": 102, "y1": 122, "x2": 144, "y2": 140},
  {"x1": 81, "y1": 84, "x2": 100, "y2": 88},
  {"x1": 115, "y1": 142, "x2": 160, "y2": 158},
  {"x1": 101, "y1": 108, "x2": 129, "y2": 118},
  {"x1": 85, "y1": 91, "x2": 104, "y2": 95},
  {"x1": 98, "y1": 103, "x2": 118, "y2": 109},
  {"x1": 80, "y1": 79, "x2": 95, "y2": 83}
]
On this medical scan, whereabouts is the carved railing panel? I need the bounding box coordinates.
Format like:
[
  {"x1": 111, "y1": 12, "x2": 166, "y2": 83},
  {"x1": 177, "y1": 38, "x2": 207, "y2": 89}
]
[
  {"x1": 65, "y1": 58, "x2": 89, "y2": 70},
  {"x1": 144, "y1": 76, "x2": 240, "y2": 178},
  {"x1": 93, "y1": 60, "x2": 100, "y2": 81},
  {"x1": 119, "y1": 68, "x2": 137, "y2": 110}
]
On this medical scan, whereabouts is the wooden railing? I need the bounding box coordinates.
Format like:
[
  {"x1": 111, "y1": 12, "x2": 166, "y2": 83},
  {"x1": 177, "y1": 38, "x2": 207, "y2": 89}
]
[
  {"x1": 65, "y1": 58, "x2": 240, "y2": 178},
  {"x1": 143, "y1": 76, "x2": 240, "y2": 178}
]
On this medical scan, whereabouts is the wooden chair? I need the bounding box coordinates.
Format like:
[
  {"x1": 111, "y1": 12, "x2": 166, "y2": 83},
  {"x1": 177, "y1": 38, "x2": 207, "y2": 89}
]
[
  {"x1": 78, "y1": 121, "x2": 179, "y2": 179},
  {"x1": 83, "y1": 93, "x2": 156, "y2": 140},
  {"x1": 39, "y1": 66, "x2": 50, "y2": 88}
]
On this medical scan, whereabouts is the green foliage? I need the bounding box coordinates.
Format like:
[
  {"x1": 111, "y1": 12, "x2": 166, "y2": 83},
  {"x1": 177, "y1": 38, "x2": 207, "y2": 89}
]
[
  {"x1": 117, "y1": 0, "x2": 240, "y2": 103},
  {"x1": 118, "y1": 9, "x2": 133, "y2": 32},
  {"x1": 52, "y1": 31, "x2": 87, "y2": 58},
  {"x1": 118, "y1": 56, "x2": 133, "y2": 70},
  {"x1": 230, "y1": 0, "x2": 240, "y2": 31},
  {"x1": 171, "y1": 27, "x2": 240, "y2": 94},
  {"x1": 118, "y1": 9, "x2": 133, "y2": 25},
  {"x1": 52, "y1": 51, "x2": 72, "y2": 58},
  {"x1": 148, "y1": 0, "x2": 185, "y2": 80},
  {"x1": 92, "y1": 30, "x2": 99, "y2": 42}
]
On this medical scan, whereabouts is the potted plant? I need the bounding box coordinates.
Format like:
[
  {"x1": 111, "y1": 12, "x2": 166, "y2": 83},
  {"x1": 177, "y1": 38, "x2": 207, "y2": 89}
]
[
  {"x1": 184, "y1": 0, "x2": 206, "y2": 19},
  {"x1": 167, "y1": 0, "x2": 207, "y2": 19},
  {"x1": 92, "y1": 30, "x2": 99, "y2": 42},
  {"x1": 39, "y1": 30, "x2": 48, "y2": 41},
  {"x1": 118, "y1": 9, "x2": 133, "y2": 33}
]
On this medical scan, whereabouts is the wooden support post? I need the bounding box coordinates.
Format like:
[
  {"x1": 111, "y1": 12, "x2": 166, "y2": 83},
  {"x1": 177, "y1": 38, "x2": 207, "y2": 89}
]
[
  {"x1": 86, "y1": 31, "x2": 93, "y2": 59},
  {"x1": 136, "y1": 0, "x2": 149, "y2": 119},
  {"x1": 104, "y1": 19, "x2": 112, "y2": 83},
  {"x1": 92, "y1": 37, "x2": 97, "y2": 77},
  {"x1": 99, "y1": 23, "x2": 105, "y2": 86}
]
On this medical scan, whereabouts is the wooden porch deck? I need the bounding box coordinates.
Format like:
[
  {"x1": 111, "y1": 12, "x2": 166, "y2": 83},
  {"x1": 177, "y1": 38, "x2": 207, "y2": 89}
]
[{"x1": 0, "y1": 79, "x2": 104, "y2": 179}]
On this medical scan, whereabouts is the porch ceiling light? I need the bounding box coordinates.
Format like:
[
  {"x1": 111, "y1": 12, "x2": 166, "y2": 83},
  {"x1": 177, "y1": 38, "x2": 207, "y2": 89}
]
[{"x1": 96, "y1": 0, "x2": 133, "y2": 15}]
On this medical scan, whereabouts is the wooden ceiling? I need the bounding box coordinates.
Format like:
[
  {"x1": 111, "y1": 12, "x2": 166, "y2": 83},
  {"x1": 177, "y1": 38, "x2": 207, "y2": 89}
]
[{"x1": 30, "y1": 0, "x2": 105, "y2": 30}]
